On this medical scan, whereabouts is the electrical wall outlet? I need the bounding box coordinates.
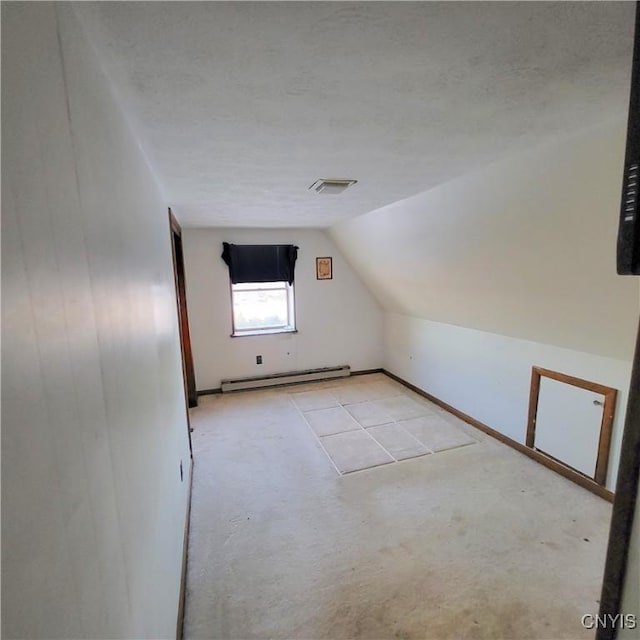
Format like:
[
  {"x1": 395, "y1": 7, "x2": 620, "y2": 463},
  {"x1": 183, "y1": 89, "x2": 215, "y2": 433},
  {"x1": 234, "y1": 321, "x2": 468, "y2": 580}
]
[{"x1": 256, "y1": 355, "x2": 262, "y2": 364}]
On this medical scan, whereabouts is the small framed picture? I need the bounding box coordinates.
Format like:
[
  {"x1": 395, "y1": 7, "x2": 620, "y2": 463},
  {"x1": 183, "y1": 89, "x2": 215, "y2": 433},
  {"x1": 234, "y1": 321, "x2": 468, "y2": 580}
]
[{"x1": 316, "y1": 256, "x2": 332, "y2": 280}]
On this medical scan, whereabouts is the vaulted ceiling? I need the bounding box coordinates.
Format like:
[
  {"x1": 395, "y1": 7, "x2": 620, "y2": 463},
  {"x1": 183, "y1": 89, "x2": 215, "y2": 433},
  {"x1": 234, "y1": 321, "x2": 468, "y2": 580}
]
[{"x1": 75, "y1": 2, "x2": 634, "y2": 228}]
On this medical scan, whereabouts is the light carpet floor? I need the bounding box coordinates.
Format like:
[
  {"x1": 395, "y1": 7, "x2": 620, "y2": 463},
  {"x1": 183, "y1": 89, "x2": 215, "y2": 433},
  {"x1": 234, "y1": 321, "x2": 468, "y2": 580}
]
[{"x1": 183, "y1": 373, "x2": 611, "y2": 640}]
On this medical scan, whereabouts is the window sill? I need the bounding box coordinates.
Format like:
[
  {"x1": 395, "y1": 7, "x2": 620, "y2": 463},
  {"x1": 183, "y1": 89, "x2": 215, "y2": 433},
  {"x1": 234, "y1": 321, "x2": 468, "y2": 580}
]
[{"x1": 230, "y1": 328, "x2": 298, "y2": 338}]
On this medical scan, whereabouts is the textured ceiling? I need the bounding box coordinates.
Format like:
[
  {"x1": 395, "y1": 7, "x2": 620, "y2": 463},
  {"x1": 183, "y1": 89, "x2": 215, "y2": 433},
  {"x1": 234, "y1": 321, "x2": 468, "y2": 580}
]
[{"x1": 74, "y1": 2, "x2": 634, "y2": 228}]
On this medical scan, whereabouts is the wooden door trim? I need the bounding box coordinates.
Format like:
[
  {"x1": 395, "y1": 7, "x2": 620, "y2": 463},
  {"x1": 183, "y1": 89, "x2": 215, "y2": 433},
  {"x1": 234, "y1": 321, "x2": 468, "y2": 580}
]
[
  {"x1": 526, "y1": 366, "x2": 617, "y2": 487},
  {"x1": 597, "y1": 317, "x2": 640, "y2": 639},
  {"x1": 169, "y1": 208, "x2": 197, "y2": 411}
]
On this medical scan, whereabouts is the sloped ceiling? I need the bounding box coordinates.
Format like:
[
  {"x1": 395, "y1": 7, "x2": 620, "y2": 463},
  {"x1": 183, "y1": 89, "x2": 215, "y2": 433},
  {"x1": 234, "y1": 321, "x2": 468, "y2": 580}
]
[
  {"x1": 74, "y1": 2, "x2": 634, "y2": 228},
  {"x1": 329, "y1": 121, "x2": 639, "y2": 360}
]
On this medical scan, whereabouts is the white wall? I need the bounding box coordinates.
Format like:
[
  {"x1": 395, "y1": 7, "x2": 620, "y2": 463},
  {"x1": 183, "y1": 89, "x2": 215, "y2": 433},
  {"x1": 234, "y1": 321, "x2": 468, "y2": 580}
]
[
  {"x1": 2, "y1": 4, "x2": 191, "y2": 638},
  {"x1": 385, "y1": 313, "x2": 631, "y2": 489},
  {"x1": 182, "y1": 228, "x2": 383, "y2": 390},
  {"x1": 330, "y1": 120, "x2": 639, "y2": 492}
]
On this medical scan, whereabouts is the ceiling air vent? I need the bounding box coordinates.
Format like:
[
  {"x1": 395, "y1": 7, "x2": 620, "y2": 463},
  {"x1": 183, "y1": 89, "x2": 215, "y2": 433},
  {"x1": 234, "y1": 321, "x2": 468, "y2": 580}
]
[{"x1": 308, "y1": 179, "x2": 357, "y2": 195}]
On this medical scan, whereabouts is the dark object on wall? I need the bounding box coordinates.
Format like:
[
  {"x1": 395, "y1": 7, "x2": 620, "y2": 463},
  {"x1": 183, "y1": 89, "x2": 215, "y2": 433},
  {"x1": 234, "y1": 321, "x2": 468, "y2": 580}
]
[
  {"x1": 222, "y1": 243, "x2": 298, "y2": 284},
  {"x1": 617, "y1": 4, "x2": 640, "y2": 275},
  {"x1": 316, "y1": 256, "x2": 332, "y2": 280}
]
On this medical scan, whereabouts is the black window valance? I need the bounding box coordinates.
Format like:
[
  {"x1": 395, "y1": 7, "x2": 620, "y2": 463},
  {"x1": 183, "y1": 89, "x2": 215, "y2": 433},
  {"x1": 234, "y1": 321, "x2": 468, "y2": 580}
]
[{"x1": 221, "y1": 242, "x2": 299, "y2": 285}]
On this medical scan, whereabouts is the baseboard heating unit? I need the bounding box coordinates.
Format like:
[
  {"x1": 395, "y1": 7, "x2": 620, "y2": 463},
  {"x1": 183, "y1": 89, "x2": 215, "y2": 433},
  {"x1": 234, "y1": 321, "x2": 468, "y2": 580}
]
[{"x1": 221, "y1": 365, "x2": 351, "y2": 393}]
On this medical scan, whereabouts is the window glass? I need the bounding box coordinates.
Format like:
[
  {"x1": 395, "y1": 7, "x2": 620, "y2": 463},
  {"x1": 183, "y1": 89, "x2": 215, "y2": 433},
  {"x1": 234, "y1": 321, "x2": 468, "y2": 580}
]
[{"x1": 231, "y1": 281, "x2": 295, "y2": 334}]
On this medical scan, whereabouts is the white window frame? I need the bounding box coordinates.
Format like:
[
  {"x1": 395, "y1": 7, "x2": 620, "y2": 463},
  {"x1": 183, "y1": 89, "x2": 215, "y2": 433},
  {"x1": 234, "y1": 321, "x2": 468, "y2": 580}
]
[{"x1": 230, "y1": 281, "x2": 296, "y2": 337}]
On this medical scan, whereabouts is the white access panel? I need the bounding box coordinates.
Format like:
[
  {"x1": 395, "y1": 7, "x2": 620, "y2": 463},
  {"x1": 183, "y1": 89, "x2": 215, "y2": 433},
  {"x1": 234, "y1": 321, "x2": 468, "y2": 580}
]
[{"x1": 534, "y1": 377, "x2": 604, "y2": 477}]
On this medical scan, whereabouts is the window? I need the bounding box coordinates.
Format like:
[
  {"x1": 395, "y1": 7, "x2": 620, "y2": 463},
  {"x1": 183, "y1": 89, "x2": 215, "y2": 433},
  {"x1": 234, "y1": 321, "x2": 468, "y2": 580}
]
[
  {"x1": 231, "y1": 281, "x2": 296, "y2": 336},
  {"x1": 221, "y1": 242, "x2": 299, "y2": 336}
]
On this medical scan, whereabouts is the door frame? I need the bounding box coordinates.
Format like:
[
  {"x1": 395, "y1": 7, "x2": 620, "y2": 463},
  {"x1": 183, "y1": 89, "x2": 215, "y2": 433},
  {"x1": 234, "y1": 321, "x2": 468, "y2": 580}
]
[
  {"x1": 526, "y1": 366, "x2": 617, "y2": 486},
  {"x1": 169, "y1": 208, "x2": 198, "y2": 416},
  {"x1": 597, "y1": 316, "x2": 640, "y2": 639}
]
